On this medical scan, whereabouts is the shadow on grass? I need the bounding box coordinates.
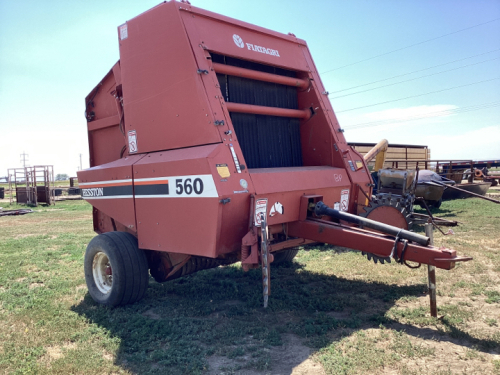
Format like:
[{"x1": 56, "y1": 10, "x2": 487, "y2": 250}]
[
  {"x1": 413, "y1": 206, "x2": 466, "y2": 219},
  {"x1": 72, "y1": 260, "x2": 495, "y2": 374}
]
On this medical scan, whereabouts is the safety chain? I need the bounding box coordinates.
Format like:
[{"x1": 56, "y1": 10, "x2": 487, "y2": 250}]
[{"x1": 391, "y1": 231, "x2": 421, "y2": 269}]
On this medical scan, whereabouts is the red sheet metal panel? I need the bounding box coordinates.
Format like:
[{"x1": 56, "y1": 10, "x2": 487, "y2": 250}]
[
  {"x1": 88, "y1": 126, "x2": 124, "y2": 167},
  {"x1": 247, "y1": 167, "x2": 351, "y2": 226},
  {"x1": 77, "y1": 155, "x2": 146, "y2": 231},
  {"x1": 133, "y1": 145, "x2": 223, "y2": 257},
  {"x1": 255, "y1": 188, "x2": 345, "y2": 227},
  {"x1": 118, "y1": 1, "x2": 222, "y2": 154},
  {"x1": 85, "y1": 65, "x2": 119, "y2": 122},
  {"x1": 85, "y1": 64, "x2": 124, "y2": 168},
  {"x1": 180, "y1": 5, "x2": 308, "y2": 72},
  {"x1": 249, "y1": 166, "x2": 349, "y2": 194}
]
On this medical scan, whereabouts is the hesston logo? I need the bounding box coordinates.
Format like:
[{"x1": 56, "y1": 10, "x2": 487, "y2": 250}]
[
  {"x1": 82, "y1": 188, "x2": 104, "y2": 197},
  {"x1": 232, "y1": 34, "x2": 280, "y2": 57}
]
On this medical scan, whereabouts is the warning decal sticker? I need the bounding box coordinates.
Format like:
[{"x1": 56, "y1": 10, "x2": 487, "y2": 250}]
[
  {"x1": 119, "y1": 24, "x2": 128, "y2": 40},
  {"x1": 216, "y1": 164, "x2": 230, "y2": 178},
  {"x1": 128, "y1": 130, "x2": 138, "y2": 154},
  {"x1": 254, "y1": 199, "x2": 268, "y2": 227},
  {"x1": 340, "y1": 189, "x2": 349, "y2": 212}
]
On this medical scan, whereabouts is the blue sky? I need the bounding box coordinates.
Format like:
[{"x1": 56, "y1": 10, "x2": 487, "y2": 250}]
[{"x1": 1, "y1": 0, "x2": 499, "y2": 176}]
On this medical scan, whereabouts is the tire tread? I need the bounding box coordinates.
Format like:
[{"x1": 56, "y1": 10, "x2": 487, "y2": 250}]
[
  {"x1": 272, "y1": 248, "x2": 299, "y2": 265},
  {"x1": 84, "y1": 231, "x2": 148, "y2": 307}
]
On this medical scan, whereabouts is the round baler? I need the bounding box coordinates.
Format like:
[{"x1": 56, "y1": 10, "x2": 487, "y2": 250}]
[{"x1": 77, "y1": 0, "x2": 471, "y2": 307}]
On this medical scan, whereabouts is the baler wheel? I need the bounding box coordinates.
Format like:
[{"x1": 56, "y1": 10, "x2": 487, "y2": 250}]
[
  {"x1": 84, "y1": 231, "x2": 149, "y2": 307},
  {"x1": 272, "y1": 248, "x2": 299, "y2": 265}
]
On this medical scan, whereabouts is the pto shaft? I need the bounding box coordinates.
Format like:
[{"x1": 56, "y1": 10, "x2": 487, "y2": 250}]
[{"x1": 314, "y1": 201, "x2": 429, "y2": 246}]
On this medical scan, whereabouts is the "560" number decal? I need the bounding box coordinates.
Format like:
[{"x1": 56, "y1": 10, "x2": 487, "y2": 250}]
[{"x1": 175, "y1": 178, "x2": 204, "y2": 195}]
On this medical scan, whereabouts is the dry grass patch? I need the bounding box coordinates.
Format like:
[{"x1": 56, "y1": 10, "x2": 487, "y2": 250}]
[{"x1": 39, "y1": 342, "x2": 78, "y2": 364}]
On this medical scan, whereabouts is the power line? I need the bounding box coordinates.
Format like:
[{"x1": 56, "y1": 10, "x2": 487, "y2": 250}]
[
  {"x1": 335, "y1": 77, "x2": 500, "y2": 113},
  {"x1": 321, "y1": 17, "x2": 500, "y2": 74},
  {"x1": 330, "y1": 48, "x2": 500, "y2": 94},
  {"x1": 343, "y1": 101, "x2": 500, "y2": 129},
  {"x1": 330, "y1": 56, "x2": 500, "y2": 99},
  {"x1": 345, "y1": 103, "x2": 500, "y2": 130}
]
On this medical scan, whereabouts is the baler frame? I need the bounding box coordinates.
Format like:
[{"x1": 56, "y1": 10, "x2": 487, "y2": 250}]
[{"x1": 78, "y1": 0, "x2": 472, "y2": 310}]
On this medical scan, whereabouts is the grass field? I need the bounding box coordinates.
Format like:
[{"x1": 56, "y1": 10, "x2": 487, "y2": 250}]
[{"x1": 0, "y1": 198, "x2": 499, "y2": 374}]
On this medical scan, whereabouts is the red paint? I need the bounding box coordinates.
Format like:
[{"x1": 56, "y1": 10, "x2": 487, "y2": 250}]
[
  {"x1": 226, "y1": 102, "x2": 311, "y2": 120},
  {"x1": 212, "y1": 63, "x2": 309, "y2": 89}
]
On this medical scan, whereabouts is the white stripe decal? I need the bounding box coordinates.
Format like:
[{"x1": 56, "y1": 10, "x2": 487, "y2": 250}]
[
  {"x1": 79, "y1": 179, "x2": 132, "y2": 187},
  {"x1": 134, "y1": 177, "x2": 170, "y2": 182},
  {"x1": 135, "y1": 195, "x2": 212, "y2": 199},
  {"x1": 81, "y1": 175, "x2": 218, "y2": 198},
  {"x1": 83, "y1": 195, "x2": 134, "y2": 200}
]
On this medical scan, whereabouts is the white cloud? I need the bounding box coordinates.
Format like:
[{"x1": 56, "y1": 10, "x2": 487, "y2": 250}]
[
  {"x1": 340, "y1": 104, "x2": 458, "y2": 131},
  {"x1": 427, "y1": 125, "x2": 500, "y2": 160},
  {"x1": 340, "y1": 104, "x2": 500, "y2": 161}
]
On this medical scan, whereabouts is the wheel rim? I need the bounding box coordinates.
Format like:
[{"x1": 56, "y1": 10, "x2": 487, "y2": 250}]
[{"x1": 92, "y1": 252, "x2": 113, "y2": 294}]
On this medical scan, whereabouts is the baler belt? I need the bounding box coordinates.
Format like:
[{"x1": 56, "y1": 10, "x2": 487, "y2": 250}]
[{"x1": 212, "y1": 53, "x2": 303, "y2": 169}]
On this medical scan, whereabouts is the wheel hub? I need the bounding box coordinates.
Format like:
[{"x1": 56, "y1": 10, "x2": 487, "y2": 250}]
[{"x1": 92, "y1": 252, "x2": 113, "y2": 294}]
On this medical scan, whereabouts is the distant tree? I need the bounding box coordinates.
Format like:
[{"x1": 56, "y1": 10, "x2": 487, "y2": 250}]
[{"x1": 55, "y1": 174, "x2": 69, "y2": 181}]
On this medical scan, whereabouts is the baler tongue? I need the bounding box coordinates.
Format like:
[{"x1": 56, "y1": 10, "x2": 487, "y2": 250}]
[{"x1": 286, "y1": 201, "x2": 472, "y2": 271}]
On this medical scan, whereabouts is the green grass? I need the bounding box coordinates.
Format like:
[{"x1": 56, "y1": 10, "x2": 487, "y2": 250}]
[
  {"x1": 0, "y1": 180, "x2": 71, "y2": 188},
  {"x1": 0, "y1": 198, "x2": 499, "y2": 374}
]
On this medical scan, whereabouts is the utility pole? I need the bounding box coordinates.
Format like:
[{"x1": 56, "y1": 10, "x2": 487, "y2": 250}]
[
  {"x1": 20, "y1": 151, "x2": 29, "y2": 167},
  {"x1": 79, "y1": 154, "x2": 82, "y2": 171}
]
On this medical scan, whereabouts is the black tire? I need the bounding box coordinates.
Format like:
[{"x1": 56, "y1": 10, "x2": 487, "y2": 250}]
[
  {"x1": 431, "y1": 199, "x2": 442, "y2": 209},
  {"x1": 84, "y1": 231, "x2": 149, "y2": 307},
  {"x1": 272, "y1": 248, "x2": 299, "y2": 265}
]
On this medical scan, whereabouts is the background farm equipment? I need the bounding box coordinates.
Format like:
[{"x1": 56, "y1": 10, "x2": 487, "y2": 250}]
[
  {"x1": 7, "y1": 166, "x2": 55, "y2": 206},
  {"x1": 463, "y1": 167, "x2": 500, "y2": 187},
  {"x1": 78, "y1": 1, "x2": 471, "y2": 310}
]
